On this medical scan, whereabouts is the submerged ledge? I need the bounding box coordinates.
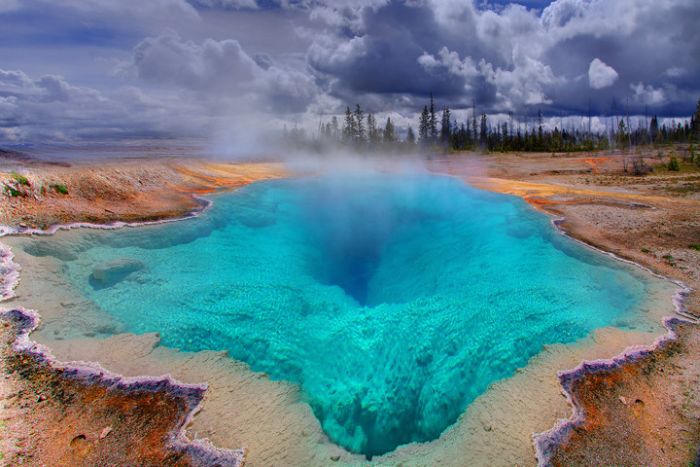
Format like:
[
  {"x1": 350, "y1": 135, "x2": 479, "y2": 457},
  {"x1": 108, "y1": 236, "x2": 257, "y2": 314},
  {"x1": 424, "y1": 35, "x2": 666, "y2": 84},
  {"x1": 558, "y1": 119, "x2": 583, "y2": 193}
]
[
  {"x1": 0, "y1": 177, "x2": 694, "y2": 465},
  {"x1": 0, "y1": 195, "x2": 248, "y2": 465}
]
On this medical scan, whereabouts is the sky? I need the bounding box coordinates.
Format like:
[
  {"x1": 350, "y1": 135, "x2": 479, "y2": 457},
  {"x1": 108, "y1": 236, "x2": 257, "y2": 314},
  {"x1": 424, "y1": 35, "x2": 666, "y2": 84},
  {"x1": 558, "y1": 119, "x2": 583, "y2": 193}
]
[{"x1": 0, "y1": 0, "x2": 698, "y2": 143}]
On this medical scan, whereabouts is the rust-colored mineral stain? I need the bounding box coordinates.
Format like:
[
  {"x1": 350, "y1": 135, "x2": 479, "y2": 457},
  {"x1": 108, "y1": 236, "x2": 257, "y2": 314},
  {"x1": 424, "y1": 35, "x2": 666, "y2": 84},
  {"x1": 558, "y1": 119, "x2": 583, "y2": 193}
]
[
  {"x1": 549, "y1": 322, "x2": 700, "y2": 466},
  {"x1": 0, "y1": 317, "x2": 201, "y2": 466}
]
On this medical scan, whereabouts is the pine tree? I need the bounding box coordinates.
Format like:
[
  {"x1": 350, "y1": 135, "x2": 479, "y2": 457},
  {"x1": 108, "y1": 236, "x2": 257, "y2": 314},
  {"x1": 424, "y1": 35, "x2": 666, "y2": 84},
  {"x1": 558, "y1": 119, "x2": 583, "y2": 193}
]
[
  {"x1": 331, "y1": 116, "x2": 339, "y2": 140},
  {"x1": 429, "y1": 93, "x2": 438, "y2": 142},
  {"x1": 479, "y1": 113, "x2": 488, "y2": 147},
  {"x1": 617, "y1": 119, "x2": 628, "y2": 149},
  {"x1": 649, "y1": 116, "x2": 659, "y2": 143},
  {"x1": 354, "y1": 104, "x2": 365, "y2": 143},
  {"x1": 406, "y1": 126, "x2": 416, "y2": 145},
  {"x1": 342, "y1": 106, "x2": 355, "y2": 143},
  {"x1": 367, "y1": 113, "x2": 380, "y2": 145},
  {"x1": 322, "y1": 121, "x2": 332, "y2": 140},
  {"x1": 693, "y1": 99, "x2": 700, "y2": 138},
  {"x1": 457, "y1": 123, "x2": 467, "y2": 149},
  {"x1": 440, "y1": 107, "x2": 451, "y2": 144},
  {"x1": 418, "y1": 105, "x2": 430, "y2": 143},
  {"x1": 383, "y1": 117, "x2": 396, "y2": 143}
]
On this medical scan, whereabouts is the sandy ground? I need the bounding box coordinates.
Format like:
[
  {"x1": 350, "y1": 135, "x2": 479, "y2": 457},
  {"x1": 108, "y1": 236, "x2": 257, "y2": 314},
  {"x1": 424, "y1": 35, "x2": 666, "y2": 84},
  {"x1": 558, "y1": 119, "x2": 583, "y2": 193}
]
[{"x1": 0, "y1": 147, "x2": 699, "y2": 466}]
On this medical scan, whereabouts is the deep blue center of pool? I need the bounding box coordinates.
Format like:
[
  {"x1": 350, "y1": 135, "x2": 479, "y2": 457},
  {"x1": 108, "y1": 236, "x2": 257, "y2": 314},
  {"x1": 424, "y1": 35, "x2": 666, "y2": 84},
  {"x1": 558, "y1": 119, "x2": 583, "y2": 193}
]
[{"x1": 50, "y1": 173, "x2": 651, "y2": 457}]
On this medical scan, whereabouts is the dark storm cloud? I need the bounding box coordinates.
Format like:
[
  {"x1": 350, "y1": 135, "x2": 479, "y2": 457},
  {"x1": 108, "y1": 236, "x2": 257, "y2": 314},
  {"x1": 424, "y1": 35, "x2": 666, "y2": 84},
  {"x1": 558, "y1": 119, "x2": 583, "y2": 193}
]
[
  {"x1": 306, "y1": 0, "x2": 700, "y2": 116},
  {"x1": 0, "y1": 0, "x2": 698, "y2": 142},
  {"x1": 308, "y1": 2, "x2": 468, "y2": 99}
]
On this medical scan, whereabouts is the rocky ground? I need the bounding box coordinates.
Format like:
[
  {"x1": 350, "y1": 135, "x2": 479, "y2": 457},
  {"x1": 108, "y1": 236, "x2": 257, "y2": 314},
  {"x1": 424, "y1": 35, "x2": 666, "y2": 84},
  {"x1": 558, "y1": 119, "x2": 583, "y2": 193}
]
[
  {"x1": 0, "y1": 146, "x2": 699, "y2": 465},
  {"x1": 0, "y1": 310, "x2": 244, "y2": 466},
  {"x1": 547, "y1": 319, "x2": 700, "y2": 466}
]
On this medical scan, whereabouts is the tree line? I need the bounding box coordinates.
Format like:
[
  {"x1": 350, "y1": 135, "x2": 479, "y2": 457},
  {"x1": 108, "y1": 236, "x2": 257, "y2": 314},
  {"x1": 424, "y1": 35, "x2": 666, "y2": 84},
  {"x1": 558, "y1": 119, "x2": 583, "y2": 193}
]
[{"x1": 284, "y1": 96, "x2": 700, "y2": 154}]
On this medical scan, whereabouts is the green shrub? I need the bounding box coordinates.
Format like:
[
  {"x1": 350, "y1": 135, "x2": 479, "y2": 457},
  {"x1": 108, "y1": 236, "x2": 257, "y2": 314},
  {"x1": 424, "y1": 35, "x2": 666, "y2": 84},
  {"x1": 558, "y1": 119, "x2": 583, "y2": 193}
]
[
  {"x1": 690, "y1": 244, "x2": 700, "y2": 251},
  {"x1": 51, "y1": 183, "x2": 69, "y2": 195},
  {"x1": 4, "y1": 185, "x2": 20, "y2": 197},
  {"x1": 10, "y1": 172, "x2": 29, "y2": 186},
  {"x1": 667, "y1": 156, "x2": 680, "y2": 171}
]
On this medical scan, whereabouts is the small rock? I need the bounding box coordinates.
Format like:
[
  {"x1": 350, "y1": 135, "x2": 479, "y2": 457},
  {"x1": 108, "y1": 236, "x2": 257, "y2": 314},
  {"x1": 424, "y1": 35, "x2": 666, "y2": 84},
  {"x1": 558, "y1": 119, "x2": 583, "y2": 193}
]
[
  {"x1": 330, "y1": 455, "x2": 340, "y2": 462},
  {"x1": 89, "y1": 258, "x2": 145, "y2": 288},
  {"x1": 99, "y1": 426, "x2": 112, "y2": 439},
  {"x1": 619, "y1": 396, "x2": 628, "y2": 405}
]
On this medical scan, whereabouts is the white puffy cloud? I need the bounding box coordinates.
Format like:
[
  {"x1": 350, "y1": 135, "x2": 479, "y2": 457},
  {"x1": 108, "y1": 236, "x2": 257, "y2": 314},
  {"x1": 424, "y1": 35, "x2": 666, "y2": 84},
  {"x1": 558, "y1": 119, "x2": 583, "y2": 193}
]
[
  {"x1": 588, "y1": 58, "x2": 618, "y2": 89},
  {"x1": 664, "y1": 67, "x2": 685, "y2": 78},
  {"x1": 131, "y1": 31, "x2": 319, "y2": 113},
  {"x1": 630, "y1": 82, "x2": 665, "y2": 105},
  {"x1": 133, "y1": 32, "x2": 260, "y2": 91},
  {"x1": 418, "y1": 47, "x2": 479, "y2": 80}
]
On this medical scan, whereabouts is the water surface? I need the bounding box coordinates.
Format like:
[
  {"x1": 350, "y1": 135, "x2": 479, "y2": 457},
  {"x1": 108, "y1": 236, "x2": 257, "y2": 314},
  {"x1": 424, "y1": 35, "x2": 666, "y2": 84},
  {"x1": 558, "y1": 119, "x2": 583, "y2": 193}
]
[{"x1": 28, "y1": 174, "x2": 658, "y2": 456}]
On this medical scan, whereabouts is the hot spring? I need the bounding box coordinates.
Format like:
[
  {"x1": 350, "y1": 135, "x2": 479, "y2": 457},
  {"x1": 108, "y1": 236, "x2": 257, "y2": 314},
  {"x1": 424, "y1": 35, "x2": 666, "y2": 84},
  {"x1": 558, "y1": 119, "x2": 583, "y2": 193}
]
[{"x1": 23, "y1": 173, "x2": 661, "y2": 457}]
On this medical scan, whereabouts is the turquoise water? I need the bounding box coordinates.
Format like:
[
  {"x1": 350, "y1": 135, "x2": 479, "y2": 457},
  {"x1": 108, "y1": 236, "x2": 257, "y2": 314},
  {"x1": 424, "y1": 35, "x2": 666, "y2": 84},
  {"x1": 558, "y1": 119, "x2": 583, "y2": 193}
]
[{"x1": 39, "y1": 174, "x2": 653, "y2": 457}]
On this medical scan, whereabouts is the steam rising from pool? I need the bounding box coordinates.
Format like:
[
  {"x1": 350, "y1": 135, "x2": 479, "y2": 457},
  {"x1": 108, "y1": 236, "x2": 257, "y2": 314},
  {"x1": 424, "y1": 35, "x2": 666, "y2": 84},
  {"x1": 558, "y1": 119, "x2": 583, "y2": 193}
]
[{"x1": 42, "y1": 173, "x2": 655, "y2": 457}]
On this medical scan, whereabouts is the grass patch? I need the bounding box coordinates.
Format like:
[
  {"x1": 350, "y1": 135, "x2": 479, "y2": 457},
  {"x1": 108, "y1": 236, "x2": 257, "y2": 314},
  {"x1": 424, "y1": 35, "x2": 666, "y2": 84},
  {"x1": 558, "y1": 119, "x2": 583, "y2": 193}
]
[
  {"x1": 3, "y1": 185, "x2": 20, "y2": 197},
  {"x1": 690, "y1": 244, "x2": 700, "y2": 251},
  {"x1": 654, "y1": 159, "x2": 700, "y2": 175},
  {"x1": 10, "y1": 172, "x2": 29, "y2": 186},
  {"x1": 50, "y1": 183, "x2": 69, "y2": 195},
  {"x1": 668, "y1": 156, "x2": 680, "y2": 171}
]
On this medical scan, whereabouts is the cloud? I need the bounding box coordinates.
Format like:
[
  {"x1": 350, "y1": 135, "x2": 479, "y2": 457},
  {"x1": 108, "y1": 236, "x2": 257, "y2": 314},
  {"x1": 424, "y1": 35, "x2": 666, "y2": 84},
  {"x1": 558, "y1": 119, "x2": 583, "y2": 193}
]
[
  {"x1": 131, "y1": 31, "x2": 319, "y2": 113},
  {"x1": 630, "y1": 82, "x2": 665, "y2": 105},
  {"x1": 306, "y1": 0, "x2": 698, "y2": 117},
  {"x1": 133, "y1": 32, "x2": 261, "y2": 90},
  {"x1": 664, "y1": 67, "x2": 685, "y2": 78},
  {"x1": 5, "y1": 0, "x2": 200, "y2": 31},
  {"x1": 418, "y1": 47, "x2": 479, "y2": 80},
  {"x1": 0, "y1": 68, "x2": 203, "y2": 141},
  {"x1": 190, "y1": 0, "x2": 259, "y2": 9},
  {"x1": 0, "y1": 0, "x2": 19, "y2": 13},
  {"x1": 1, "y1": 0, "x2": 699, "y2": 142},
  {"x1": 588, "y1": 58, "x2": 618, "y2": 89}
]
